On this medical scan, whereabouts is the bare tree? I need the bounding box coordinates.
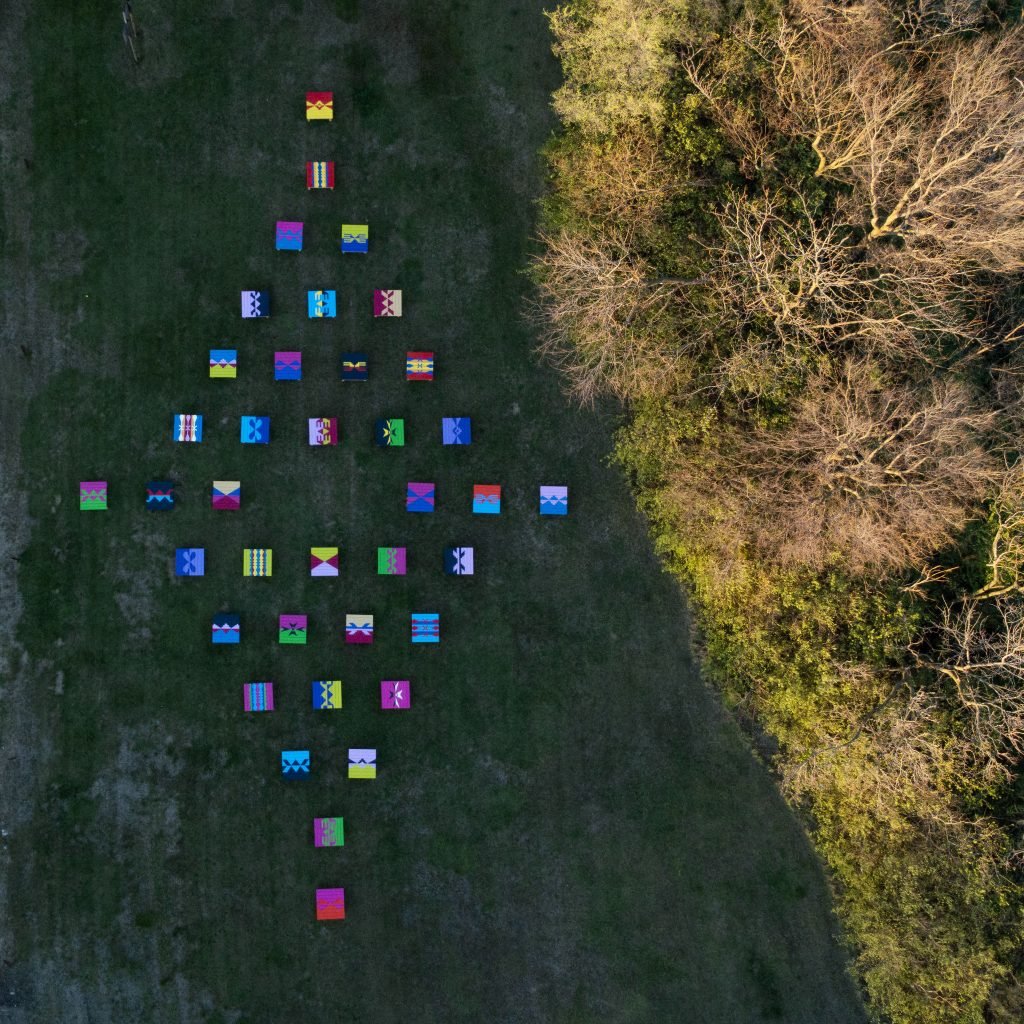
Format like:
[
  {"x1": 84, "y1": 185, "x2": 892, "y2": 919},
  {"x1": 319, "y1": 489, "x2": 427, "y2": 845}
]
[
  {"x1": 735, "y1": 360, "x2": 998, "y2": 570},
  {"x1": 692, "y1": 190, "x2": 987, "y2": 398},
  {"x1": 757, "y1": 12, "x2": 1024, "y2": 270},
  {"x1": 927, "y1": 597, "x2": 1024, "y2": 783},
  {"x1": 532, "y1": 227, "x2": 700, "y2": 404},
  {"x1": 973, "y1": 465, "x2": 1024, "y2": 600}
]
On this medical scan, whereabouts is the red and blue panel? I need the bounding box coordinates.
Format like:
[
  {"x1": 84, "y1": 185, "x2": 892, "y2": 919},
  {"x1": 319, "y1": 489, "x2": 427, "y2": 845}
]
[
  {"x1": 472, "y1": 484, "x2": 500, "y2": 515},
  {"x1": 411, "y1": 612, "x2": 440, "y2": 644}
]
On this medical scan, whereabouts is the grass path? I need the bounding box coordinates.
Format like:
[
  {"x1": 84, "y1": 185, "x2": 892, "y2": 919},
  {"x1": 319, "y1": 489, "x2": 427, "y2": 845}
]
[{"x1": 0, "y1": 2, "x2": 867, "y2": 1022}]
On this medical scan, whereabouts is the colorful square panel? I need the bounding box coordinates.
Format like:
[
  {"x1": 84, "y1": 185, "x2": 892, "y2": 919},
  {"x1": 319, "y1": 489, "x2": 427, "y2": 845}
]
[
  {"x1": 341, "y1": 353, "x2": 368, "y2": 381},
  {"x1": 377, "y1": 547, "x2": 407, "y2": 576},
  {"x1": 173, "y1": 414, "x2": 202, "y2": 442},
  {"x1": 275, "y1": 221, "x2": 303, "y2": 251},
  {"x1": 345, "y1": 614, "x2": 374, "y2": 645},
  {"x1": 210, "y1": 348, "x2": 237, "y2": 379},
  {"x1": 242, "y1": 548, "x2": 273, "y2": 577},
  {"x1": 380, "y1": 680, "x2": 411, "y2": 710},
  {"x1": 79, "y1": 481, "x2": 107, "y2": 511},
  {"x1": 442, "y1": 417, "x2": 472, "y2": 446},
  {"x1": 472, "y1": 484, "x2": 501, "y2": 515},
  {"x1": 282, "y1": 750, "x2": 311, "y2": 778},
  {"x1": 540, "y1": 485, "x2": 569, "y2": 515},
  {"x1": 315, "y1": 887, "x2": 345, "y2": 920},
  {"x1": 307, "y1": 161, "x2": 335, "y2": 189},
  {"x1": 145, "y1": 480, "x2": 175, "y2": 511},
  {"x1": 306, "y1": 92, "x2": 333, "y2": 121},
  {"x1": 243, "y1": 682, "x2": 274, "y2": 712},
  {"x1": 212, "y1": 481, "x2": 241, "y2": 511},
  {"x1": 310, "y1": 547, "x2": 339, "y2": 577},
  {"x1": 406, "y1": 482, "x2": 435, "y2": 513},
  {"x1": 240, "y1": 416, "x2": 270, "y2": 444},
  {"x1": 340, "y1": 224, "x2": 368, "y2": 253},
  {"x1": 411, "y1": 612, "x2": 440, "y2": 644},
  {"x1": 274, "y1": 351, "x2": 302, "y2": 381},
  {"x1": 406, "y1": 351, "x2": 434, "y2": 381},
  {"x1": 212, "y1": 614, "x2": 240, "y2": 645},
  {"x1": 279, "y1": 615, "x2": 308, "y2": 645},
  {"x1": 314, "y1": 817, "x2": 345, "y2": 847},
  {"x1": 311, "y1": 679, "x2": 343, "y2": 710},
  {"x1": 374, "y1": 418, "x2": 405, "y2": 447},
  {"x1": 175, "y1": 548, "x2": 205, "y2": 576},
  {"x1": 308, "y1": 417, "x2": 339, "y2": 446},
  {"x1": 307, "y1": 290, "x2": 337, "y2": 318},
  {"x1": 444, "y1": 546, "x2": 474, "y2": 576},
  {"x1": 348, "y1": 749, "x2": 376, "y2": 780},
  {"x1": 373, "y1": 289, "x2": 402, "y2": 317},
  {"x1": 241, "y1": 290, "x2": 269, "y2": 318}
]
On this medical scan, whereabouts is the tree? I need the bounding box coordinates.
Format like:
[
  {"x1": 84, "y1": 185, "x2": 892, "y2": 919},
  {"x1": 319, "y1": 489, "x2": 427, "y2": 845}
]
[
  {"x1": 532, "y1": 226, "x2": 700, "y2": 403},
  {"x1": 548, "y1": 0, "x2": 698, "y2": 136},
  {"x1": 733, "y1": 360, "x2": 998, "y2": 570}
]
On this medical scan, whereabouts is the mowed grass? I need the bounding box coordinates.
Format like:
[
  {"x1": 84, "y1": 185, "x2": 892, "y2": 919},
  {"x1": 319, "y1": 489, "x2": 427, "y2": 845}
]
[{"x1": 2, "y1": 2, "x2": 867, "y2": 1022}]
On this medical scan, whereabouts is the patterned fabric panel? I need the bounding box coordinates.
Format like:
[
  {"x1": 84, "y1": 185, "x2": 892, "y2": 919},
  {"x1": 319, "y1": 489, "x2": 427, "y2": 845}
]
[
  {"x1": 310, "y1": 547, "x2": 339, "y2": 577},
  {"x1": 79, "y1": 481, "x2": 108, "y2": 510},
  {"x1": 374, "y1": 418, "x2": 404, "y2": 446},
  {"x1": 242, "y1": 548, "x2": 273, "y2": 577},
  {"x1": 175, "y1": 548, "x2": 205, "y2": 576},
  {"x1": 313, "y1": 818, "x2": 345, "y2": 847},
  {"x1": 372, "y1": 289, "x2": 402, "y2": 317},
  {"x1": 307, "y1": 417, "x2": 338, "y2": 445},
  {"x1": 347, "y1": 749, "x2": 376, "y2": 779},
  {"x1": 406, "y1": 482, "x2": 435, "y2": 513},
  {"x1": 311, "y1": 679, "x2": 343, "y2": 710},
  {"x1": 306, "y1": 93, "x2": 334, "y2": 120},
  {"x1": 341, "y1": 353, "x2": 368, "y2": 381},
  {"x1": 240, "y1": 290, "x2": 269, "y2": 318},
  {"x1": 282, "y1": 749, "x2": 311, "y2": 776},
  {"x1": 340, "y1": 224, "x2": 368, "y2": 253},
  {"x1": 315, "y1": 887, "x2": 345, "y2": 920},
  {"x1": 411, "y1": 612, "x2": 440, "y2": 644},
  {"x1": 243, "y1": 682, "x2": 274, "y2": 712},
  {"x1": 212, "y1": 481, "x2": 241, "y2": 510},
  {"x1": 145, "y1": 481, "x2": 175, "y2": 511},
  {"x1": 275, "y1": 221, "x2": 303, "y2": 251},
  {"x1": 472, "y1": 484, "x2": 501, "y2": 514},
  {"x1": 345, "y1": 614, "x2": 374, "y2": 644},
  {"x1": 376, "y1": 547, "x2": 407, "y2": 576},
  {"x1": 209, "y1": 348, "x2": 237, "y2": 378},
  {"x1": 174, "y1": 413, "x2": 203, "y2": 442},
  {"x1": 540, "y1": 485, "x2": 569, "y2": 515},
  {"x1": 406, "y1": 351, "x2": 434, "y2": 381},
  {"x1": 274, "y1": 351, "x2": 302, "y2": 380},
  {"x1": 306, "y1": 161, "x2": 335, "y2": 189},
  {"x1": 442, "y1": 417, "x2": 472, "y2": 445},
  {"x1": 380, "y1": 680, "x2": 411, "y2": 709},
  {"x1": 212, "y1": 614, "x2": 240, "y2": 644},
  {"x1": 279, "y1": 615, "x2": 308, "y2": 645},
  {"x1": 444, "y1": 546, "x2": 474, "y2": 576}
]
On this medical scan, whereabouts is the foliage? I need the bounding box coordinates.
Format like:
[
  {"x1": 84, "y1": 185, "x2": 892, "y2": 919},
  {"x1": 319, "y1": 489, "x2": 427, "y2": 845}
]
[{"x1": 537, "y1": 1, "x2": 1024, "y2": 1021}]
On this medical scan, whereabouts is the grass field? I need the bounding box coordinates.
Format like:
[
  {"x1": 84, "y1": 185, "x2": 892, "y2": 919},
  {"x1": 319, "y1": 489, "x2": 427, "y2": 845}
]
[{"x1": 0, "y1": 2, "x2": 869, "y2": 1022}]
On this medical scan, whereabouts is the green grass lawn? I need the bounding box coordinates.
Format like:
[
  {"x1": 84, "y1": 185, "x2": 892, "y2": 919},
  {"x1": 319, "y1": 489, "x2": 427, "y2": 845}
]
[{"x1": 0, "y1": 2, "x2": 868, "y2": 1021}]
